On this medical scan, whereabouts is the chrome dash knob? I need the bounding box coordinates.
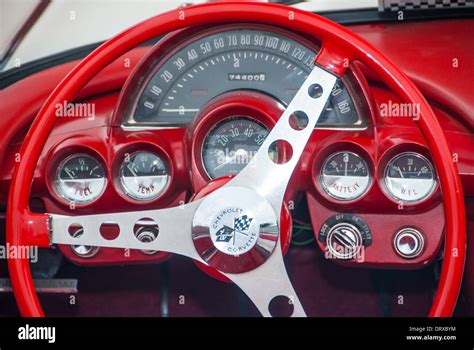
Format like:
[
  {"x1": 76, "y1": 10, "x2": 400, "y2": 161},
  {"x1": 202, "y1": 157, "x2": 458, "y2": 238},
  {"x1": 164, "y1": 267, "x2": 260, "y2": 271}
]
[
  {"x1": 394, "y1": 228, "x2": 424, "y2": 259},
  {"x1": 326, "y1": 222, "x2": 363, "y2": 260}
]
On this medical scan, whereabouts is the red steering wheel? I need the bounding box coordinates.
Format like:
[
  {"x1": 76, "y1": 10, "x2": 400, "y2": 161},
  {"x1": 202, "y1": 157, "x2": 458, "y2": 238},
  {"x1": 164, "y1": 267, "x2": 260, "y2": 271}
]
[{"x1": 7, "y1": 2, "x2": 466, "y2": 317}]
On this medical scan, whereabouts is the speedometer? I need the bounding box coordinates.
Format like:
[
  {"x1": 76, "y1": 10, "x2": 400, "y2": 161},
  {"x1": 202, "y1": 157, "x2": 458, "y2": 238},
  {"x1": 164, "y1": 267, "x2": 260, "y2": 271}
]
[{"x1": 127, "y1": 27, "x2": 360, "y2": 128}]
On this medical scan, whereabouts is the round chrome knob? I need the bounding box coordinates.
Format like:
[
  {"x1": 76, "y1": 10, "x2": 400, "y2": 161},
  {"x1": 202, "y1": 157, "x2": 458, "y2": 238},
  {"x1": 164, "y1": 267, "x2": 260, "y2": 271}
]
[
  {"x1": 326, "y1": 222, "x2": 363, "y2": 260},
  {"x1": 70, "y1": 227, "x2": 99, "y2": 258},
  {"x1": 135, "y1": 228, "x2": 159, "y2": 255},
  {"x1": 394, "y1": 228, "x2": 424, "y2": 259}
]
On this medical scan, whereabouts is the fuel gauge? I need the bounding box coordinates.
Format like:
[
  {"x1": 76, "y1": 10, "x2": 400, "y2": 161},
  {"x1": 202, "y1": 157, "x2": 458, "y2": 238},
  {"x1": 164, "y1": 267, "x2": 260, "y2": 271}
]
[
  {"x1": 55, "y1": 154, "x2": 107, "y2": 205},
  {"x1": 320, "y1": 151, "x2": 371, "y2": 201}
]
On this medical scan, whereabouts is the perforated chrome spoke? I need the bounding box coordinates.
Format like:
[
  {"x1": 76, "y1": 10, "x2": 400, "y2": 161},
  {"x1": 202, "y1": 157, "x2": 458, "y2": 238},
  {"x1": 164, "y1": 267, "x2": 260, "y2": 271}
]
[
  {"x1": 50, "y1": 199, "x2": 204, "y2": 261},
  {"x1": 224, "y1": 242, "x2": 305, "y2": 317},
  {"x1": 49, "y1": 65, "x2": 337, "y2": 317},
  {"x1": 228, "y1": 67, "x2": 337, "y2": 210}
]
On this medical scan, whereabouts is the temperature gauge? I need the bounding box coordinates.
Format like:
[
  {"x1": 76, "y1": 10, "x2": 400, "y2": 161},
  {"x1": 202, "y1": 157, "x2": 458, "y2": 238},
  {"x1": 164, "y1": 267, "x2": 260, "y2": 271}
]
[
  {"x1": 55, "y1": 154, "x2": 107, "y2": 205},
  {"x1": 119, "y1": 151, "x2": 170, "y2": 201},
  {"x1": 384, "y1": 152, "x2": 436, "y2": 203},
  {"x1": 320, "y1": 152, "x2": 371, "y2": 201}
]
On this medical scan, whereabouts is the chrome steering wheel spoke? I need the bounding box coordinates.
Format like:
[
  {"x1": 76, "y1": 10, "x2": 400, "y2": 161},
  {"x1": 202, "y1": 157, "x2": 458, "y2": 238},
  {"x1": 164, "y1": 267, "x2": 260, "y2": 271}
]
[
  {"x1": 49, "y1": 65, "x2": 337, "y2": 317},
  {"x1": 50, "y1": 199, "x2": 204, "y2": 261},
  {"x1": 224, "y1": 242, "x2": 305, "y2": 317},
  {"x1": 228, "y1": 67, "x2": 337, "y2": 210}
]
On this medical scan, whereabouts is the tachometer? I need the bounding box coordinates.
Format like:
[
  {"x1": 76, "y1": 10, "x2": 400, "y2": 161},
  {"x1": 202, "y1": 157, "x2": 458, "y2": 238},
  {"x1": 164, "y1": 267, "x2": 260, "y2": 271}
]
[
  {"x1": 320, "y1": 152, "x2": 371, "y2": 201},
  {"x1": 128, "y1": 27, "x2": 360, "y2": 128},
  {"x1": 55, "y1": 154, "x2": 106, "y2": 205},
  {"x1": 202, "y1": 117, "x2": 270, "y2": 179},
  {"x1": 384, "y1": 152, "x2": 436, "y2": 203}
]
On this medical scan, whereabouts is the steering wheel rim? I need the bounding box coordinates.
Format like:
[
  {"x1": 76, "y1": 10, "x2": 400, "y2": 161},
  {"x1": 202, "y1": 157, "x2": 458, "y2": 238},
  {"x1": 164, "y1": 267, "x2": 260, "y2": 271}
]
[{"x1": 6, "y1": 1, "x2": 465, "y2": 317}]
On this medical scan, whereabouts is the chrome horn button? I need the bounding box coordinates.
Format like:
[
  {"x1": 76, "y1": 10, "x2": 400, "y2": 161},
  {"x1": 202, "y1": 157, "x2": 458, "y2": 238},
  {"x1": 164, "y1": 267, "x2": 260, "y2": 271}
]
[
  {"x1": 191, "y1": 186, "x2": 279, "y2": 273},
  {"x1": 209, "y1": 207, "x2": 259, "y2": 256}
]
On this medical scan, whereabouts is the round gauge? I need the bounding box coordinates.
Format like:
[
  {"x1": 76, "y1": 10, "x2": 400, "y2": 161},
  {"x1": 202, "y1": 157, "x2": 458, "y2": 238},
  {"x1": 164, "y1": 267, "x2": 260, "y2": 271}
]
[
  {"x1": 55, "y1": 154, "x2": 107, "y2": 205},
  {"x1": 384, "y1": 152, "x2": 436, "y2": 203},
  {"x1": 202, "y1": 117, "x2": 270, "y2": 179},
  {"x1": 119, "y1": 151, "x2": 170, "y2": 201},
  {"x1": 320, "y1": 152, "x2": 371, "y2": 201}
]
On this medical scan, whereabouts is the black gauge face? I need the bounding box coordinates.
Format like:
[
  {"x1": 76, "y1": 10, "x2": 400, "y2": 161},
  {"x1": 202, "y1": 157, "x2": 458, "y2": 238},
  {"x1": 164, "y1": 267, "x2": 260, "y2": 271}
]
[
  {"x1": 55, "y1": 154, "x2": 106, "y2": 204},
  {"x1": 202, "y1": 117, "x2": 270, "y2": 179},
  {"x1": 120, "y1": 151, "x2": 170, "y2": 201},
  {"x1": 130, "y1": 28, "x2": 359, "y2": 127},
  {"x1": 384, "y1": 152, "x2": 436, "y2": 203},
  {"x1": 321, "y1": 152, "x2": 371, "y2": 201}
]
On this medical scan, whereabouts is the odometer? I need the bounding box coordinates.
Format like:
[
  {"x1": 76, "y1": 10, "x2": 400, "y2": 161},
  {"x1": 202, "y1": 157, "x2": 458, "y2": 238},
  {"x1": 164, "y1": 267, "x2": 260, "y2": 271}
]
[{"x1": 129, "y1": 27, "x2": 359, "y2": 127}]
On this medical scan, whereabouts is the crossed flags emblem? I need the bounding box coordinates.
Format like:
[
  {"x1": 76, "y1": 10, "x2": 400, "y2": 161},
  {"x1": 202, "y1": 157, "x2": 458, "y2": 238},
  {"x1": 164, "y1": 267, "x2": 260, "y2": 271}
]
[{"x1": 215, "y1": 215, "x2": 253, "y2": 243}]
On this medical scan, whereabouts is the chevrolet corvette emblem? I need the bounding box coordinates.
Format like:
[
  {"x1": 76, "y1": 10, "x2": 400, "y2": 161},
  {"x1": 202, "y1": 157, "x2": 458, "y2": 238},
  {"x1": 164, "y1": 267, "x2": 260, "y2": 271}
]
[
  {"x1": 210, "y1": 208, "x2": 258, "y2": 255},
  {"x1": 215, "y1": 215, "x2": 253, "y2": 243}
]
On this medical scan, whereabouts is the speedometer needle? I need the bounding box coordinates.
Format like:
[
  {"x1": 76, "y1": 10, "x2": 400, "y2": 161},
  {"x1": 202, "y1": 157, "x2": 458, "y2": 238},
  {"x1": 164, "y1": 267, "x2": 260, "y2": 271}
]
[{"x1": 214, "y1": 156, "x2": 237, "y2": 171}]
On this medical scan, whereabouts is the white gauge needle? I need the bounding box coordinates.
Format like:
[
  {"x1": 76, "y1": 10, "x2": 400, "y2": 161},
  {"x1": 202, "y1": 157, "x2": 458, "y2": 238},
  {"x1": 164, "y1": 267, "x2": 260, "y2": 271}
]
[
  {"x1": 65, "y1": 168, "x2": 75, "y2": 179},
  {"x1": 127, "y1": 163, "x2": 138, "y2": 177},
  {"x1": 397, "y1": 166, "x2": 404, "y2": 178}
]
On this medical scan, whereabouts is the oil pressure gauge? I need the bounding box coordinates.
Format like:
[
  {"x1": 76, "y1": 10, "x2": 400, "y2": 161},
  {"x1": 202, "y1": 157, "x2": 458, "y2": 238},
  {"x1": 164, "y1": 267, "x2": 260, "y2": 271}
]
[
  {"x1": 55, "y1": 154, "x2": 107, "y2": 205},
  {"x1": 384, "y1": 152, "x2": 436, "y2": 203},
  {"x1": 119, "y1": 151, "x2": 170, "y2": 202},
  {"x1": 320, "y1": 152, "x2": 371, "y2": 201}
]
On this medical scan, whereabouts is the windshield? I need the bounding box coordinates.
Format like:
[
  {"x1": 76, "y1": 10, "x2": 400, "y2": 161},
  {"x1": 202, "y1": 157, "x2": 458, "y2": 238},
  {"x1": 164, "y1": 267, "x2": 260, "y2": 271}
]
[{"x1": 0, "y1": 0, "x2": 377, "y2": 72}]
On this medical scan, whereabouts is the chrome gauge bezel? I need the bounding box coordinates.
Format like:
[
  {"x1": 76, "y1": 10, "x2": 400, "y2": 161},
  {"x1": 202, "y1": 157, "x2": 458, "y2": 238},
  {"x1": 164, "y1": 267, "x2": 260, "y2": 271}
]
[
  {"x1": 383, "y1": 152, "x2": 437, "y2": 204},
  {"x1": 201, "y1": 116, "x2": 270, "y2": 180},
  {"x1": 320, "y1": 151, "x2": 372, "y2": 202},
  {"x1": 118, "y1": 150, "x2": 171, "y2": 202},
  {"x1": 54, "y1": 153, "x2": 107, "y2": 205}
]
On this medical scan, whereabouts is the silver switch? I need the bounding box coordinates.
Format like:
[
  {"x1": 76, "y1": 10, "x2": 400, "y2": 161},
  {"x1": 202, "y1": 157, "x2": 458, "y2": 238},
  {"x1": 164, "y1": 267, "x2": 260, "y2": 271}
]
[{"x1": 394, "y1": 228, "x2": 424, "y2": 259}]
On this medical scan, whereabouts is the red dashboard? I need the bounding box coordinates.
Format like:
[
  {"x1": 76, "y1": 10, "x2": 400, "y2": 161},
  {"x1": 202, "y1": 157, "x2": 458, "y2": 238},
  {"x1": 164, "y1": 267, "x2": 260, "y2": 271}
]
[{"x1": 0, "y1": 10, "x2": 472, "y2": 318}]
